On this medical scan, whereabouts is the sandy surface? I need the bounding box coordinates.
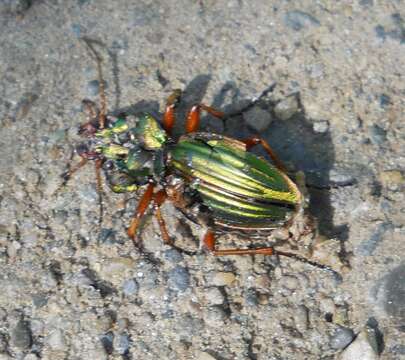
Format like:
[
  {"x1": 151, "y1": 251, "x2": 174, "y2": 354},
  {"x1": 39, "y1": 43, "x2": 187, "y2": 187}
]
[{"x1": 0, "y1": 1, "x2": 404, "y2": 359}]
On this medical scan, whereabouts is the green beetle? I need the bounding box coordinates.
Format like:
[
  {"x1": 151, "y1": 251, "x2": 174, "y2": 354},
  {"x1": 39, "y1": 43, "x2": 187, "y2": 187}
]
[{"x1": 63, "y1": 38, "x2": 331, "y2": 270}]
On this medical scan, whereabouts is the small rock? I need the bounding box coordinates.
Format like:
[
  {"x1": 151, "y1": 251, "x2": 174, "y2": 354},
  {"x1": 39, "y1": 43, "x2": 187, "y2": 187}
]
[
  {"x1": 114, "y1": 333, "x2": 130, "y2": 355},
  {"x1": 122, "y1": 278, "x2": 139, "y2": 296},
  {"x1": 100, "y1": 332, "x2": 114, "y2": 355},
  {"x1": 204, "y1": 306, "x2": 227, "y2": 327},
  {"x1": 339, "y1": 329, "x2": 378, "y2": 360},
  {"x1": 209, "y1": 272, "x2": 236, "y2": 286},
  {"x1": 319, "y1": 297, "x2": 336, "y2": 315},
  {"x1": 7, "y1": 240, "x2": 21, "y2": 259},
  {"x1": 294, "y1": 305, "x2": 309, "y2": 332},
  {"x1": 384, "y1": 264, "x2": 405, "y2": 323},
  {"x1": 195, "y1": 350, "x2": 217, "y2": 360},
  {"x1": 32, "y1": 293, "x2": 48, "y2": 308},
  {"x1": 46, "y1": 329, "x2": 65, "y2": 351},
  {"x1": 280, "y1": 275, "x2": 299, "y2": 291},
  {"x1": 271, "y1": 228, "x2": 290, "y2": 241},
  {"x1": 380, "y1": 170, "x2": 404, "y2": 189},
  {"x1": 284, "y1": 11, "x2": 320, "y2": 31},
  {"x1": 243, "y1": 106, "x2": 273, "y2": 132},
  {"x1": 99, "y1": 258, "x2": 135, "y2": 282},
  {"x1": 205, "y1": 287, "x2": 225, "y2": 305},
  {"x1": 329, "y1": 168, "x2": 355, "y2": 187},
  {"x1": 274, "y1": 96, "x2": 299, "y2": 121},
  {"x1": 330, "y1": 326, "x2": 355, "y2": 350},
  {"x1": 244, "y1": 288, "x2": 259, "y2": 307},
  {"x1": 313, "y1": 120, "x2": 329, "y2": 133},
  {"x1": 167, "y1": 266, "x2": 190, "y2": 292},
  {"x1": 23, "y1": 354, "x2": 39, "y2": 360},
  {"x1": 369, "y1": 124, "x2": 387, "y2": 145},
  {"x1": 11, "y1": 319, "x2": 32, "y2": 350},
  {"x1": 163, "y1": 248, "x2": 184, "y2": 263}
]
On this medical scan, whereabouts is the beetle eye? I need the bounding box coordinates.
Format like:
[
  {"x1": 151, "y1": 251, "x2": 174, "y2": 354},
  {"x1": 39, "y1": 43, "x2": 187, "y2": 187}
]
[
  {"x1": 103, "y1": 160, "x2": 115, "y2": 170},
  {"x1": 76, "y1": 144, "x2": 89, "y2": 156}
]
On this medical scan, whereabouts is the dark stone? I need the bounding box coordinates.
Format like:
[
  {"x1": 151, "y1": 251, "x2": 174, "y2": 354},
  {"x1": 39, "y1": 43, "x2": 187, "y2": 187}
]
[
  {"x1": 11, "y1": 319, "x2": 32, "y2": 349},
  {"x1": 167, "y1": 266, "x2": 190, "y2": 292},
  {"x1": 284, "y1": 11, "x2": 320, "y2": 31},
  {"x1": 384, "y1": 264, "x2": 405, "y2": 323}
]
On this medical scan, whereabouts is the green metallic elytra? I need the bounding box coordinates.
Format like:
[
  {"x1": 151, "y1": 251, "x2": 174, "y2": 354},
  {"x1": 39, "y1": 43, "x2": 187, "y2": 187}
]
[{"x1": 169, "y1": 134, "x2": 301, "y2": 229}]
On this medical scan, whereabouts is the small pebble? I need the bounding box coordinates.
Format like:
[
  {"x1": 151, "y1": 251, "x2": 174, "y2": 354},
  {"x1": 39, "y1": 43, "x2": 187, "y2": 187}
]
[
  {"x1": 7, "y1": 240, "x2": 21, "y2": 259},
  {"x1": 319, "y1": 297, "x2": 336, "y2": 315},
  {"x1": 274, "y1": 96, "x2": 299, "y2": 120},
  {"x1": 209, "y1": 272, "x2": 236, "y2": 286},
  {"x1": 244, "y1": 288, "x2": 259, "y2": 307},
  {"x1": 284, "y1": 10, "x2": 320, "y2": 30},
  {"x1": 167, "y1": 266, "x2": 190, "y2": 292},
  {"x1": 11, "y1": 319, "x2": 32, "y2": 350},
  {"x1": 195, "y1": 350, "x2": 217, "y2": 360},
  {"x1": 330, "y1": 326, "x2": 355, "y2": 350},
  {"x1": 294, "y1": 305, "x2": 309, "y2": 332},
  {"x1": 23, "y1": 355, "x2": 39, "y2": 360},
  {"x1": 313, "y1": 120, "x2": 329, "y2": 133},
  {"x1": 243, "y1": 106, "x2": 273, "y2": 132},
  {"x1": 46, "y1": 329, "x2": 65, "y2": 351},
  {"x1": 280, "y1": 275, "x2": 299, "y2": 291},
  {"x1": 122, "y1": 279, "x2": 139, "y2": 296},
  {"x1": 163, "y1": 248, "x2": 184, "y2": 263},
  {"x1": 205, "y1": 287, "x2": 225, "y2": 305},
  {"x1": 100, "y1": 332, "x2": 114, "y2": 355},
  {"x1": 204, "y1": 306, "x2": 227, "y2": 327},
  {"x1": 339, "y1": 329, "x2": 378, "y2": 360},
  {"x1": 114, "y1": 333, "x2": 130, "y2": 355},
  {"x1": 369, "y1": 124, "x2": 387, "y2": 145},
  {"x1": 379, "y1": 170, "x2": 404, "y2": 189}
]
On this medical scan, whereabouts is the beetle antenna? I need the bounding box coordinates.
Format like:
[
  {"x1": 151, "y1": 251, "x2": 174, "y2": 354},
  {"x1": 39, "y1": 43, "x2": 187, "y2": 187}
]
[
  {"x1": 275, "y1": 250, "x2": 341, "y2": 278},
  {"x1": 81, "y1": 37, "x2": 107, "y2": 129}
]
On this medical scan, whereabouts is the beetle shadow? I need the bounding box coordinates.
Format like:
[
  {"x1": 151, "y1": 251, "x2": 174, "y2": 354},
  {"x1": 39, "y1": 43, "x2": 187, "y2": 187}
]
[{"x1": 206, "y1": 81, "x2": 349, "y2": 252}]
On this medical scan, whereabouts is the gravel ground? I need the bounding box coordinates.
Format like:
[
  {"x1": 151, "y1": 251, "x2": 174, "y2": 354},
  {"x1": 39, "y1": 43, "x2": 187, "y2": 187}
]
[{"x1": 0, "y1": 1, "x2": 404, "y2": 359}]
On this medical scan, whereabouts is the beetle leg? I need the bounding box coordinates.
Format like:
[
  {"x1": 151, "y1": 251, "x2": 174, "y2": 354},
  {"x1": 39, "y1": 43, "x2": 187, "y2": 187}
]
[
  {"x1": 95, "y1": 159, "x2": 104, "y2": 225},
  {"x1": 185, "y1": 104, "x2": 225, "y2": 133},
  {"x1": 61, "y1": 158, "x2": 88, "y2": 185},
  {"x1": 82, "y1": 99, "x2": 98, "y2": 122},
  {"x1": 203, "y1": 231, "x2": 337, "y2": 272},
  {"x1": 203, "y1": 230, "x2": 275, "y2": 255},
  {"x1": 243, "y1": 136, "x2": 287, "y2": 173},
  {"x1": 163, "y1": 89, "x2": 182, "y2": 135},
  {"x1": 127, "y1": 183, "x2": 155, "y2": 244},
  {"x1": 153, "y1": 190, "x2": 173, "y2": 245}
]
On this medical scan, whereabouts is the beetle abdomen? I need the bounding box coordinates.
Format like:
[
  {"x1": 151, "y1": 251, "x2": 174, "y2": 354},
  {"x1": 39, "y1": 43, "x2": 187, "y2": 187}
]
[{"x1": 169, "y1": 133, "x2": 301, "y2": 230}]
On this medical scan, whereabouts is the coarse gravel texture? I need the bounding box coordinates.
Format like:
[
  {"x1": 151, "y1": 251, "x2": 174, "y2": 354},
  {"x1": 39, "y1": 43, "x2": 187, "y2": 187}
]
[{"x1": 0, "y1": 1, "x2": 404, "y2": 359}]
